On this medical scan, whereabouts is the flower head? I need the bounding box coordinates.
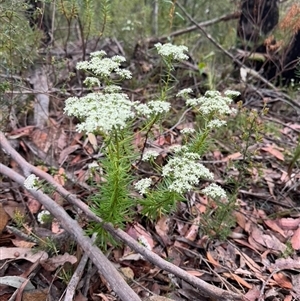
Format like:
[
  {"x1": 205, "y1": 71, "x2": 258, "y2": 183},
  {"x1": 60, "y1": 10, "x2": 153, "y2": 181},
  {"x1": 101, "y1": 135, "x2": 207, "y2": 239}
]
[
  {"x1": 142, "y1": 150, "x2": 160, "y2": 161},
  {"x1": 37, "y1": 210, "x2": 51, "y2": 224},
  {"x1": 176, "y1": 88, "x2": 193, "y2": 99},
  {"x1": 202, "y1": 183, "x2": 227, "y2": 200},
  {"x1": 155, "y1": 43, "x2": 189, "y2": 61},
  {"x1": 186, "y1": 90, "x2": 236, "y2": 116},
  {"x1": 180, "y1": 128, "x2": 195, "y2": 134},
  {"x1": 64, "y1": 92, "x2": 135, "y2": 134},
  {"x1": 24, "y1": 174, "x2": 39, "y2": 190},
  {"x1": 83, "y1": 77, "x2": 100, "y2": 87},
  {"x1": 76, "y1": 52, "x2": 132, "y2": 80},
  {"x1": 162, "y1": 152, "x2": 213, "y2": 194},
  {"x1": 134, "y1": 178, "x2": 152, "y2": 195},
  {"x1": 135, "y1": 100, "x2": 170, "y2": 117}
]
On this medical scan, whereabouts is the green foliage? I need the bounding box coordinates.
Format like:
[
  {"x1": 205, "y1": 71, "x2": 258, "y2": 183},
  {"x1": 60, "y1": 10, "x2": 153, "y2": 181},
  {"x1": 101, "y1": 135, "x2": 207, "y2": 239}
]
[
  {"x1": 90, "y1": 131, "x2": 135, "y2": 228},
  {"x1": 0, "y1": 1, "x2": 42, "y2": 73}
]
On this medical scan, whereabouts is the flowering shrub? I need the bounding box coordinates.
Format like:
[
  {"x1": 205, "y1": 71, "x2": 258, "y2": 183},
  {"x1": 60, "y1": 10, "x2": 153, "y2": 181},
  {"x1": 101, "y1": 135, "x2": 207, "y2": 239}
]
[{"x1": 63, "y1": 44, "x2": 239, "y2": 244}]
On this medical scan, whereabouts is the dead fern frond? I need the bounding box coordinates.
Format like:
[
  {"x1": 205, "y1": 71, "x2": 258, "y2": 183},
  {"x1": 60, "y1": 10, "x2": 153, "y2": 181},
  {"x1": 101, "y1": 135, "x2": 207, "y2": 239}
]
[{"x1": 279, "y1": 4, "x2": 300, "y2": 34}]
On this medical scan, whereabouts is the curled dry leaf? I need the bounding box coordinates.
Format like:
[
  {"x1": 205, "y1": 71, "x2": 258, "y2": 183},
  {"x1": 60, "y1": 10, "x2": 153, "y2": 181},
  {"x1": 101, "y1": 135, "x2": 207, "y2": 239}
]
[{"x1": 291, "y1": 227, "x2": 300, "y2": 250}]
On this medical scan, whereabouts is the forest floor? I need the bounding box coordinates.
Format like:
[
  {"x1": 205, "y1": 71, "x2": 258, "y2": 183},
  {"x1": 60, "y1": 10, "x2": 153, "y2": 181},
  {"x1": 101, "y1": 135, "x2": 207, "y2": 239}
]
[{"x1": 0, "y1": 39, "x2": 300, "y2": 301}]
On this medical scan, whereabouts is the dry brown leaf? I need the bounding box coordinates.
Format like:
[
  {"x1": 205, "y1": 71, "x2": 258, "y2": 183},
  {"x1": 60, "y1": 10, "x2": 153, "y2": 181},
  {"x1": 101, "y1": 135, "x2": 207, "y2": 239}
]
[
  {"x1": 261, "y1": 145, "x2": 284, "y2": 161},
  {"x1": 268, "y1": 257, "x2": 300, "y2": 271},
  {"x1": 0, "y1": 204, "x2": 9, "y2": 233},
  {"x1": 251, "y1": 226, "x2": 286, "y2": 252},
  {"x1": 58, "y1": 145, "x2": 81, "y2": 165},
  {"x1": 223, "y1": 152, "x2": 242, "y2": 162},
  {"x1": 234, "y1": 211, "x2": 247, "y2": 230},
  {"x1": 10, "y1": 239, "x2": 36, "y2": 248},
  {"x1": 26, "y1": 192, "x2": 41, "y2": 214},
  {"x1": 88, "y1": 133, "x2": 98, "y2": 151},
  {"x1": 291, "y1": 227, "x2": 300, "y2": 250},
  {"x1": 120, "y1": 267, "x2": 135, "y2": 280},
  {"x1": 184, "y1": 216, "x2": 200, "y2": 242},
  {"x1": 206, "y1": 251, "x2": 221, "y2": 268},
  {"x1": 155, "y1": 216, "x2": 171, "y2": 245},
  {"x1": 40, "y1": 253, "x2": 77, "y2": 272},
  {"x1": 278, "y1": 218, "x2": 300, "y2": 230},
  {"x1": 0, "y1": 247, "x2": 48, "y2": 262},
  {"x1": 263, "y1": 219, "x2": 287, "y2": 238},
  {"x1": 244, "y1": 286, "x2": 261, "y2": 301},
  {"x1": 273, "y1": 272, "x2": 293, "y2": 289},
  {"x1": 127, "y1": 223, "x2": 155, "y2": 250},
  {"x1": 222, "y1": 272, "x2": 252, "y2": 289}
]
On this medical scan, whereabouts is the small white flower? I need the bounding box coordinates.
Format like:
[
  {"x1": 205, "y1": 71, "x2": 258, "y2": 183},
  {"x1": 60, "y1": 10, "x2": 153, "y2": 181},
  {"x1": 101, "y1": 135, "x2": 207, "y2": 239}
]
[
  {"x1": 83, "y1": 77, "x2": 100, "y2": 87},
  {"x1": 148, "y1": 100, "x2": 170, "y2": 114},
  {"x1": 142, "y1": 150, "x2": 160, "y2": 161},
  {"x1": 135, "y1": 103, "x2": 153, "y2": 117},
  {"x1": 37, "y1": 210, "x2": 51, "y2": 224},
  {"x1": 207, "y1": 119, "x2": 226, "y2": 129},
  {"x1": 186, "y1": 90, "x2": 236, "y2": 116},
  {"x1": 176, "y1": 88, "x2": 193, "y2": 98},
  {"x1": 104, "y1": 85, "x2": 122, "y2": 93},
  {"x1": 90, "y1": 50, "x2": 107, "y2": 58},
  {"x1": 162, "y1": 152, "x2": 213, "y2": 194},
  {"x1": 180, "y1": 128, "x2": 195, "y2": 134},
  {"x1": 202, "y1": 183, "x2": 227, "y2": 200},
  {"x1": 155, "y1": 43, "x2": 189, "y2": 61},
  {"x1": 75, "y1": 52, "x2": 131, "y2": 79},
  {"x1": 24, "y1": 174, "x2": 39, "y2": 190},
  {"x1": 135, "y1": 101, "x2": 170, "y2": 117},
  {"x1": 134, "y1": 178, "x2": 152, "y2": 195},
  {"x1": 224, "y1": 90, "x2": 240, "y2": 98},
  {"x1": 88, "y1": 162, "x2": 99, "y2": 169},
  {"x1": 137, "y1": 236, "x2": 152, "y2": 250}
]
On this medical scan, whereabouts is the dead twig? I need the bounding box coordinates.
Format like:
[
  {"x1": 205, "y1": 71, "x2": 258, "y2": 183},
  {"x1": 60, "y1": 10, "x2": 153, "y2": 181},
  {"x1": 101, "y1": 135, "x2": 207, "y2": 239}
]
[
  {"x1": 146, "y1": 12, "x2": 240, "y2": 44},
  {"x1": 63, "y1": 234, "x2": 96, "y2": 301}
]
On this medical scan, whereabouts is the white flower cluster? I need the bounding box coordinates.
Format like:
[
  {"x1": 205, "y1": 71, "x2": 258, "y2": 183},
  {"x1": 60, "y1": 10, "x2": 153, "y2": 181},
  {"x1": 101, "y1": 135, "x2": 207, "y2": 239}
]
[
  {"x1": 142, "y1": 150, "x2": 160, "y2": 161},
  {"x1": 162, "y1": 152, "x2": 214, "y2": 194},
  {"x1": 176, "y1": 88, "x2": 193, "y2": 98},
  {"x1": 64, "y1": 92, "x2": 135, "y2": 134},
  {"x1": 202, "y1": 183, "x2": 227, "y2": 200},
  {"x1": 104, "y1": 85, "x2": 122, "y2": 93},
  {"x1": 76, "y1": 51, "x2": 132, "y2": 79},
  {"x1": 37, "y1": 210, "x2": 51, "y2": 224},
  {"x1": 155, "y1": 43, "x2": 189, "y2": 61},
  {"x1": 24, "y1": 174, "x2": 39, "y2": 190},
  {"x1": 135, "y1": 100, "x2": 170, "y2": 117},
  {"x1": 180, "y1": 128, "x2": 195, "y2": 134},
  {"x1": 186, "y1": 90, "x2": 237, "y2": 116},
  {"x1": 83, "y1": 77, "x2": 100, "y2": 87},
  {"x1": 134, "y1": 178, "x2": 152, "y2": 195},
  {"x1": 224, "y1": 90, "x2": 240, "y2": 98}
]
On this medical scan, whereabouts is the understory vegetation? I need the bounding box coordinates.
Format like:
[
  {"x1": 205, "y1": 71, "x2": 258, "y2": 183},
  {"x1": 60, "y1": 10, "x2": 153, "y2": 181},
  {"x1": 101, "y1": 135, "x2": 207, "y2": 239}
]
[{"x1": 0, "y1": 1, "x2": 299, "y2": 301}]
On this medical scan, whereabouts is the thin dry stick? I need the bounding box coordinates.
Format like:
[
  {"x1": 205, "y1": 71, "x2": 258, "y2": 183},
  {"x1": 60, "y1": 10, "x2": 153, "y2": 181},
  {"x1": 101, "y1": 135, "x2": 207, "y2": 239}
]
[
  {"x1": 63, "y1": 234, "x2": 96, "y2": 301},
  {"x1": 146, "y1": 12, "x2": 240, "y2": 43},
  {"x1": 0, "y1": 132, "x2": 244, "y2": 301}
]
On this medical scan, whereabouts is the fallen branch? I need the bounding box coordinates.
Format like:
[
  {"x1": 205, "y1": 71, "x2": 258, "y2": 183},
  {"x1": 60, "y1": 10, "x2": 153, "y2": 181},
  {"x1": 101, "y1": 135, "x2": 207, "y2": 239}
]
[
  {"x1": 0, "y1": 131, "x2": 245, "y2": 301},
  {"x1": 146, "y1": 12, "x2": 240, "y2": 44}
]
